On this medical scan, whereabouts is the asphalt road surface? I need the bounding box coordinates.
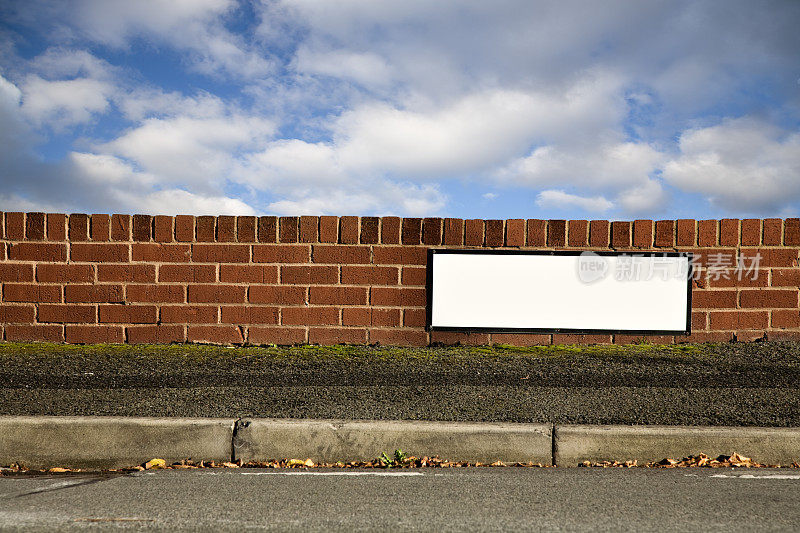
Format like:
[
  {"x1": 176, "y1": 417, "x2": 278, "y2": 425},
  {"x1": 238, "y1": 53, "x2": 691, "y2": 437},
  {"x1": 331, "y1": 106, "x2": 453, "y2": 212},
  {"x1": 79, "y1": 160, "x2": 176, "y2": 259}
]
[
  {"x1": 0, "y1": 467, "x2": 798, "y2": 531},
  {"x1": 1, "y1": 341, "x2": 799, "y2": 425}
]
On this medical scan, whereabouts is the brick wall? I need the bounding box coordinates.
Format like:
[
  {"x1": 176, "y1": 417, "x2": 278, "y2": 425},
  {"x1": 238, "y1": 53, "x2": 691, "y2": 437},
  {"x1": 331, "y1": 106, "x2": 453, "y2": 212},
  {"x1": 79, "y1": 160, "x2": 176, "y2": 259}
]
[{"x1": 0, "y1": 213, "x2": 798, "y2": 346}]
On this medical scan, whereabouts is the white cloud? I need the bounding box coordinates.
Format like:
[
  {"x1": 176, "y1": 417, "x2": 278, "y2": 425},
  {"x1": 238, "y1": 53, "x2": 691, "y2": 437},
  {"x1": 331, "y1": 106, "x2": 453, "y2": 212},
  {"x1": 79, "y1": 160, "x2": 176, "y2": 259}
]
[
  {"x1": 294, "y1": 48, "x2": 395, "y2": 88},
  {"x1": 482, "y1": 192, "x2": 497, "y2": 200},
  {"x1": 21, "y1": 75, "x2": 115, "y2": 127},
  {"x1": 536, "y1": 190, "x2": 613, "y2": 213},
  {"x1": 616, "y1": 179, "x2": 668, "y2": 216},
  {"x1": 662, "y1": 117, "x2": 800, "y2": 213}
]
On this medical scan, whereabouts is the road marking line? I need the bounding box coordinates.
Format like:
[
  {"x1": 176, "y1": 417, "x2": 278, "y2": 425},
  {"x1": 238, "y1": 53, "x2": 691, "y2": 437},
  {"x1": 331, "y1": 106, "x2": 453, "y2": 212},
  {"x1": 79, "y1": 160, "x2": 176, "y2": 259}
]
[
  {"x1": 238, "y1": 471, "x2": 424, "y2": 477},
  {"x1": 710, "y1": 474, "x2": 800, "y2": 479}
]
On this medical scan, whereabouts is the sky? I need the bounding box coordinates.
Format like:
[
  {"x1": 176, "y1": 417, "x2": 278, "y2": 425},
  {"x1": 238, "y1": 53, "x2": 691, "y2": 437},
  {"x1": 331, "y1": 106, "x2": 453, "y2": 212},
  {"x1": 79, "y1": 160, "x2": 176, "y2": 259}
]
[{"x1": 0, "y1": 0, "x2": 798, "y2": 220}]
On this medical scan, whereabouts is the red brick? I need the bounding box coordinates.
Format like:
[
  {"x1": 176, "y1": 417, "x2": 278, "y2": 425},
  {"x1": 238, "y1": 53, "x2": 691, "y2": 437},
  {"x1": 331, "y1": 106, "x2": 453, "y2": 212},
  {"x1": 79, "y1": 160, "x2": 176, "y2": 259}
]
[
  {"x1": 131, "y1": 243, "x2": 188, "y2": 262},
  {"x1": 25, "y1": 212, "x2": 45, "y2": 240},
  {"x1": 682, "y1": 248, "x2": 737, "y2": 268},
  {"x1": 692, "y1": 290, "x2": 737, "y2": 309},
  {"x1": 0, "y1": 263, "x2": 33, "y2": 282},
  {"x1": 698, "y1": 220, "x2": 718, "y2": 247},
  {"x1": 281, "y1": 265, "x2": 338, "y2": 284},
  {"x1": 567, "y1": 220, "x2": 588, "y2": 247},
  {"x1": 610, "y1": 221, "x2": 631, "y2": 248},
  {"x1": 310, "y1": 286, "x2": 368, "y2": 305},
  {"x1": 372, "y1": 246, "x2": 427, "y2": 265},
  {"x1": 370, "y1": 287, "x2": 425, "y2": 306},
  {"x1": 719, "y1": 219, "x2": 739, "y2": 246},
  {"x1": 159, "y1": 264, "x2": 216, "y2": 283},
  {"x1": 319, "y1": 216, "x2": 338, "y2": 243},
  {"x1": 99, "y1": 305, "x2": 158, "y2": 324},
  {"x1": 403, "y1": 308, "x2": 426, "y2": 327},
  {"x1": 380, "y1": 217, "x2": 400, "y2": 244},
  {"x1": 279, "y1": 216, "x2": 299, "y2": 243},
  {"x1": 4, "y1": 212, "x2": 24, "y2": 240},
  {"x1": 491, "y1": 333, "x2": 551, "y2": 346},
  {"x1": 36, "y1": 264, "x2": 93, "y2": 283},
  {"x1": 548, "y1": 220, "x2": 566, "y2": 247},
  {"x1": 65, "y1": 284, "x2": 123, "y2": 303},
  {"x1": 772, "y1": 309, "x2": 800, "y2": 329},
  {"x1": 72, "y1": 243, "x2": 129, "y2": 262},
  {"x1": 187, "y1": 325, "x2": 243, "y2": 344},
  {"x1": 632, "y1": 220, "x2": 652, "y2": 248},
  {"x1": 220, "y1": 265, "x2": 278, "y2": 284},
  {"x1": 762, "y1": 219, "x2": 782, "y2": 246},
  {"x1": 98, "y1": 264, "x2": 155, "y2": 282},
  {"x1": 127, "y1": 284, "x2": 184, "y2": 303},
  {"x1": 430, "y1": 331, "x2": 490, "y2": 346},
  {"x1": 771, "y1": 269, "x2": 800, "y2": 287},
  {"x1": 740, "y1": 248, "x2": 798, "y2": 268},
  {"x1": 313, "y1": 245, "x2": 370, "y2": 264},
  {"x1": 766, "y1": 331, "x2": 800, "y2": 342},
  {"x1": 90, "y1": 214, "x2": 110, "y2": 241},
  {"x1": 339, "y1": 216, "x2": 358, "y2": 244},
  {"x1": 253, "y1": 244, "x2": 310, "y2": 263},
  {"x1": 4, "y1": 284, "x2": 61, "y2": 302},
  {"x1": 66, "y1": 325, "x2": 124, "y2": 344},
  {"x1": 175, "y1": 215, "x2": 195, "y2": 242},
  {"x1": 248, "y1": 327, "x2": 306, "y2": 345},
  {"x1": 9, "y1": 243, "x2": 67, "y2": 262},
  {"x1": 692, "y1": 311, "x2": 708, "y2": 331},
  {"x1": 132, "y1": 214, "x2": 152, "y2": 241},
  {"x1": 127, "y1": 325, "x2": 185, "y2": 344},
  {"x1": 188, "y1": 284, "x2": 246, "y2": 303},
  {"x1": 527, "y1": 220, "x2": 546, "y2": 247},
  {"x1": 342, "y1": 308, "x2": 401, "y2": 327},
  {"x1": 299, "y1": 216, "x2": 318, "y2": 243},
  {"x1": 552, "y1": 334, "x2": 612, "y2": 344},
  {"x1": 281, "y1": 307, "x2": 339, "y2": 325},
  {"x1": 47, "y1": 213, "x2": 67, "y2": 241},
  {"x1": 111, "y1": 214, "x2": 131, "y2": 241},
  {"x1": 484, "y1": 220, "x2": 503, "y2": 247},
  {"x1": 216, "y1": 215, "x2": 236, "y2": 242},
  {"x1": 676, "y1": 219, "x2": 696, "y2": 246},
  {"x1": 221, "y1": 306, "x2": 279, "y2": 324},
  {"x1": 196, "y1": 216, "x2": 216, "y2": 242},
  {"x1": 0, "y1": 305, "x2": 35, "y2": 323},
  {"x1": 341, "y1": 266, "x2": 398, "y2": 286},
  {"x1": 6, "y1": 324, "x2": 63, "y2": 342},
  {"x1": 740, "y1": 219, "x2": 760, "y2": 246},
  {"x1": 707, "y1": 269, "x2": 768, "y2": 288},
  {"x1": 258, "y1": 216, "x2": 277, "y2": 243},
  {"x1": 402, "y1": 218, "x2": 422, "y2": 245},
  {"x1": 400, "y1": 267, "x2": 426, "y2": 286},
  {"x1": 423, "y1": 218, "x2": 443, "y2": 245},
  {"x1": 69, "y1": 214, "x2": 89, "y2": 241},
  {"x1": 192, "y1": 244, "x2": 249, "y2": 263},
  {"x1": 39, "y1": 304, "x2": 95, "y2": 323},
  {"x1": 237, "y1": 216, "x2": 257, "y2": 243},
  {"x1": 709, "y1": 311, "x2": 769, "y2": 330},
  {"x1": 369, "y1": 329, "x2": 428, "y2": 346},
  {"x1": 360, "y1": 217, "x2": 379, "y2": 244},
  {"x1": 654, "y1": 220, "x2": 674, "y2": 247},
  {"x1": 740, "y1": 289, "x2": 797, "y2": 309},
  {"x1": 503, "y1": 219, "x2": 524, "y2": 247},
  {"x1": 161, "y1": 306, "x2": 218, "y2": 324},
  {"x1": 785, "y1": 218, "x2": 800, "y2": 246},
  {"x1": 465, "y1": 219, "x2": 484, "y2": 246},
  {"x1": 589, "y1": 220, "x2": 609, "y2": 248},
  {"x1": 441, "y1": 218, "x2": 462, "y2": 246},
  {"x1": 309, "y1": 327, "x2": 367, "y2": 345},
  {"x1": 249, "y1": 286, "x2": 306, "y2": 305},
  {"x1": 153, "y1": 215, "x2": 173, "y2": 242}
]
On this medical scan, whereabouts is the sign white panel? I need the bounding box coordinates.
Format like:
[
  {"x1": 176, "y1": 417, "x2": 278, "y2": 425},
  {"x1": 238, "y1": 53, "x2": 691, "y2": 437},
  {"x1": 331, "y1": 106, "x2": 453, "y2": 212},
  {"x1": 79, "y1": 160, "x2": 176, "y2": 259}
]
[{"x1": 428, "y1": 251, "x2": 691, "y2": 333}]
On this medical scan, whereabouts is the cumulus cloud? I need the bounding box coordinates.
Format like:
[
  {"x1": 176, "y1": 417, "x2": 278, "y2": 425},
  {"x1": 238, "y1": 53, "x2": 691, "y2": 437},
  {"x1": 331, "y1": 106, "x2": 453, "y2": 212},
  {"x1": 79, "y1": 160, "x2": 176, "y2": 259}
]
[
  {"x1": 536, "y1": 190, "x2": 613, "y2": 213},
  {"x1": 663, "y1": 117, "x2": 800, "y2": 214}
]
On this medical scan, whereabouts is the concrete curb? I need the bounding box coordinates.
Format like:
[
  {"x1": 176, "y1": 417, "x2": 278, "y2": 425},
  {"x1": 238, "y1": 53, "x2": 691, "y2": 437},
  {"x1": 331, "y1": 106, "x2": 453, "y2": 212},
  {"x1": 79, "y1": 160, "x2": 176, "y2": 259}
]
[
  {"x1": 1, "y1": 417, "x2": 799, "y2": 468},
  {"x1": 233, "y1": 418, "x2": 553, "y2": 464},
  {"x1": 0, "y1": 416, "x2": 235, "y2": 469},
  {"x1": 555, "y1": 425, "x2": 800, "y2": 466}
]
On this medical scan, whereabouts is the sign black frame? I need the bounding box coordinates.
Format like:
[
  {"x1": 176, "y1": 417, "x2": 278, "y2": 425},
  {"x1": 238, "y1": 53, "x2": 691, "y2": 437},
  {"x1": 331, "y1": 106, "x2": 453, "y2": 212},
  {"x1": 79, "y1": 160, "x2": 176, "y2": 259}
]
[{"x1": 425, "y1": 248, "x2": 693, "y2": 335}]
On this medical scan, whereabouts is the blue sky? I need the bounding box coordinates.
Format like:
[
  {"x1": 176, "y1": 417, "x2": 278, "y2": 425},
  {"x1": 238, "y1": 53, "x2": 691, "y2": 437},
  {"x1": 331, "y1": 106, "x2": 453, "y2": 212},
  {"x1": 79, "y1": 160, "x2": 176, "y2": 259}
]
[{"x1": 0, "y1": 0, "x2": 798, "y2": 220}]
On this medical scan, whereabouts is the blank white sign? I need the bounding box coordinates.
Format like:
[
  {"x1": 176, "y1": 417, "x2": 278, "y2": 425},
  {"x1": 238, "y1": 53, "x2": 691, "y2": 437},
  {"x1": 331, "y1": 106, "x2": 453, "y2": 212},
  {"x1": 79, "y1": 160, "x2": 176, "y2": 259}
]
[{"x1": 429, "y1": 252, "x2": 690, "y2": 332}]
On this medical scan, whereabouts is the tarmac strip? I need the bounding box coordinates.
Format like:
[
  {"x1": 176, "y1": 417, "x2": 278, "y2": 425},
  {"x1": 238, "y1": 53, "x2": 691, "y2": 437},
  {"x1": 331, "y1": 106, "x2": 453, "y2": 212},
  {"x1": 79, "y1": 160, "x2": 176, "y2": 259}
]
[{"x1": 1, "y1": 416, "x2": 798, "y2": 469}]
